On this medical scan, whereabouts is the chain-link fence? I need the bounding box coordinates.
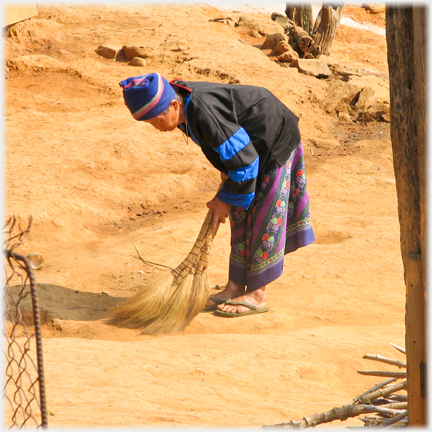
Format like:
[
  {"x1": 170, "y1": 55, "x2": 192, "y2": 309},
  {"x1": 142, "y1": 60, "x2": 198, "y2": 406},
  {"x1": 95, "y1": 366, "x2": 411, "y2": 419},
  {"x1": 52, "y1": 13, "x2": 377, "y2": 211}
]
[{"x1": 3, "y1": 216, "x2": 48, "y2": 429}]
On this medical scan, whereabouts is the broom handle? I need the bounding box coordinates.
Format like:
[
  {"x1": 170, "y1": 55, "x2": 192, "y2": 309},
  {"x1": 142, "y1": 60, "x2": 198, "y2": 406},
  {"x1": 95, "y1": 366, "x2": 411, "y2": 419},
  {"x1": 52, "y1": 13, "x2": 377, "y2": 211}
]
[
  {"x1": 190, "y1": 208, "x2": 219, "y2": 251},
  {"x1": 174, "y1": 209, "x2": 220, "y2": 277},
  {"x1": 176, "y1": 178, "x2": 225, "y2": 275},
  {"x1": 195, "y1": 218, "x2": 217, "y2": 272},
  {"x1": 193, "y1": 208, "x2": 220, "y2": 273}
]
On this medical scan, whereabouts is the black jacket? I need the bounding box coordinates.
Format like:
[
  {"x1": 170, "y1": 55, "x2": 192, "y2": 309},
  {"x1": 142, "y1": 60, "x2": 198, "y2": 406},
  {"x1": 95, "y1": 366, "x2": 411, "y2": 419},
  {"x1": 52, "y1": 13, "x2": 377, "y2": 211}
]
[{"x1": 171, "y1": 80, "x2": 301, "y2": 209}]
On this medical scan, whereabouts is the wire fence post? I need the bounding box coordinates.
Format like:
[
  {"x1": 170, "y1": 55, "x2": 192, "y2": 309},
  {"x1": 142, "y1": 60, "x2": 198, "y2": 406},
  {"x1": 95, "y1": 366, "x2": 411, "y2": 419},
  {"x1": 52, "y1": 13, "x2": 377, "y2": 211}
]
[{"x1": 3, "y1": 216, "x2": 48, "y2": 429}]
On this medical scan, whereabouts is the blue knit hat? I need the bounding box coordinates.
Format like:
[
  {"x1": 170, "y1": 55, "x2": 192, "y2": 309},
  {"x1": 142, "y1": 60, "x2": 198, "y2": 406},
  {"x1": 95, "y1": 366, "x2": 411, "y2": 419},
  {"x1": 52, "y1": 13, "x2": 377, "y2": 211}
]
[{"x1": 119, "y1": 73, "x2": 176, "y2": 121}]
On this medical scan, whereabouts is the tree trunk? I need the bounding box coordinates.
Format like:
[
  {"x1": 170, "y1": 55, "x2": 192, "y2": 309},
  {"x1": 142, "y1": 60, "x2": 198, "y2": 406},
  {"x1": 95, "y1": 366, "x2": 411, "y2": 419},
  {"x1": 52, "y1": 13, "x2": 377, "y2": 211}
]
[
  {"x1": 311, "y1": 3, "x2": 344, "y2": 57},
  {"x1": 385, "y1": 5, "x2": 427, "y2": 427},
  {"x1": 285, "y1": 3, "x2": 313, "y2": 35}
]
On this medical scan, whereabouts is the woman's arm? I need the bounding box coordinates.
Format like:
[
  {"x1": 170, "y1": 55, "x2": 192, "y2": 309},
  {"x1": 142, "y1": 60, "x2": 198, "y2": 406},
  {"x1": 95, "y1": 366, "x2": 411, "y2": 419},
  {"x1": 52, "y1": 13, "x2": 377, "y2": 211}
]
[
  {"x1": 206, "y1": 195, "x2": 230, "y2": 232},
  {"x1": 206, "y1": 172, "x2": 231, "y2": 231}
]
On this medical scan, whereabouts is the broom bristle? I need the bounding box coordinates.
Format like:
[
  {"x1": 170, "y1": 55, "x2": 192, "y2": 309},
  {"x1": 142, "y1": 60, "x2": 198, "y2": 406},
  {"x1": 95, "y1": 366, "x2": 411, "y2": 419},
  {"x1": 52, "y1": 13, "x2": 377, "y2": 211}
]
[
  {"x1": 108, "y1": 273, "x2": 177, "y2": 330},
  {"x1": 185, "y1": 271, "x2": 211, "y2": 321},
  {"x1": 108, "y1": 209, "x2": 218, "y2": 335},
  {"x1": 143, "y1": 273, "x2": 196, "y2": 335}
]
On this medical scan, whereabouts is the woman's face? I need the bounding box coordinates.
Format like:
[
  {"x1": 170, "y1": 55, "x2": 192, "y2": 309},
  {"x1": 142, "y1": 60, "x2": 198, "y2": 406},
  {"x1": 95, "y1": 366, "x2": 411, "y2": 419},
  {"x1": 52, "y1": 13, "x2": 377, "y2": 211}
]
[{"x1": 145, "y1": 100, "x2": 181, "y2": 132}]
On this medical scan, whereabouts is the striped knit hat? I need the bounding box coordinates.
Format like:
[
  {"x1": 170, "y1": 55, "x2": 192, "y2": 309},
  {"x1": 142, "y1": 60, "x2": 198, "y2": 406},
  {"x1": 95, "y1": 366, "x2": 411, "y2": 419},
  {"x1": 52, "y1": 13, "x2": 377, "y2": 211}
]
[{"x1": 119, "y1": 73, "x2": 176, "y2": 121}]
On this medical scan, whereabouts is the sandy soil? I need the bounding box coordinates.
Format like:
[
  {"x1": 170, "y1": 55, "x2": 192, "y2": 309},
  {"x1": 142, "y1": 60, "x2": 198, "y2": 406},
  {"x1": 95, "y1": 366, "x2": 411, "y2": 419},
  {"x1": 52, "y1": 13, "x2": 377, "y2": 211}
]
[{"x1": 4, "y1": 3, "x2": 406, "y2": 430}]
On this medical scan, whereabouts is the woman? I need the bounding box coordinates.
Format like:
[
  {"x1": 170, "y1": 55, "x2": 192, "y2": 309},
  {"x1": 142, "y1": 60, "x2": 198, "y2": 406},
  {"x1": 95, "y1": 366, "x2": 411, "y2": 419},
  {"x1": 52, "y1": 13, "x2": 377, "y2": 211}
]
[{"x1": 119, "y1": 72, "x2": 315, "y2": 317}]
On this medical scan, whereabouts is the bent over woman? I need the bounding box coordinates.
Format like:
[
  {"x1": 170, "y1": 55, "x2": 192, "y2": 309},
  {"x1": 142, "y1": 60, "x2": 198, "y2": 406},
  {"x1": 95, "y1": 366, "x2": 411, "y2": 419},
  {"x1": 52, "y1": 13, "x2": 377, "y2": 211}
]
[{"x1": 119, "y1": 72, "x2": 315, "y2": 317}]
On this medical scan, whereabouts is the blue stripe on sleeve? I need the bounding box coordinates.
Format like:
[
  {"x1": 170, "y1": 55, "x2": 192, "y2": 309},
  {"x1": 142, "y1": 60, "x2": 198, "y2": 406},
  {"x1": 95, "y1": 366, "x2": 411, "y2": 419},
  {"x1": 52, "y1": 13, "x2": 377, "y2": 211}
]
[
  {"x1": 216, "y1": 188, "x2": 255, "y2": 210},
  {"x1": 228, "y1": 156, "x2": 259, "y2": 182},
  {"x1": 213, "y1": 127, "x2": 250, "y2": 161}
]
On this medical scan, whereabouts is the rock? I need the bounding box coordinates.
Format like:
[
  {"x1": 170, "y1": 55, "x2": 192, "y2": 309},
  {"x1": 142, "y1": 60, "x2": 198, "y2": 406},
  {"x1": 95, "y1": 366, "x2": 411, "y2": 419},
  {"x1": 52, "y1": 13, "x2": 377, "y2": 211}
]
[
  {"x1": 348, "y1": 75, "x2": 390, "y2": 104},
  {"x1": 238, "y1": 15, "x2": 284, "y2": 37},
  {"x1": 327, "y1": 63, "x2": 362, "y2": 78},
  {"x1": 379, "y1": 101, "x2": 391, "y2": 115},
  {"x1": 310, "y1": 138, "x2": 341, "y2": 149},
  {"x1": 357, "y1": 99, "x2": 391, "y2": 122},
  {"x1": 338, "y1": 111, "x2": 352, "y2": 122},
  {"x1": 262, "y1": 33, "x2": 286, "y2": 49},
  {"x1": 122, "y1": 44, "x2": 154, "y2": 59},
  {"x1": 381, "y1": 113, "x2": 391, "y2": 123},
  {"x1": 289, "y1": 58, "x2": 332, "y2": 78},
  {"x1": 273, "y1": 40, "x2": 297, "y2": 57},
  {"x1": 357, "y1": 112, "x2": 379, "y2": 122},
  {"x1": 222, "y1": 19, "x2": 236, "y2": 27},
  {"x1": 271, "y1": 13, "x2": 294, "y2": 32},
  {"x1": 276, "y1": 42, "x2": 299, "y2": 62},
  {"x1": 129, "y1": 57, "x2": 147, "y2": 67},
  {"x1": 355, "y1": 86, "x2": 376, "y2": 111},
  {"x1": 362, "y1": 3, "x2": 385, "y2": 14},
  {"x1": 277, "y1": 51, "x2": 296, "y2": 62},
  {"x1": 271, "y1": 12, "x2": 285, "y2": 21},
  {"x1": 324, "y1": 81, "x2": 362, "y2": 113},
  {"x1": 209, "y1": 17, "x2": 236, "y2": 27},
  {"x1": 323, "y1": 57, "x2": 389, "y2": 82},
  {"x1": 114, "y1": 50, "x2": 129, "y2": 62},
  {"x1": 95, "y1": 45, "x2": 119, "y2": 59}
]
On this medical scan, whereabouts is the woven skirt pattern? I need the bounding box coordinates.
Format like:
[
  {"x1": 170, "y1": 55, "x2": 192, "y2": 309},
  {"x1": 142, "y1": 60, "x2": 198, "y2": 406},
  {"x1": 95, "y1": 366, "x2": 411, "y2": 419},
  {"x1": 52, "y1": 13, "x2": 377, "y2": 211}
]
[{"x1": 229, "y1": 142, "x2": 315, "y2": 291}]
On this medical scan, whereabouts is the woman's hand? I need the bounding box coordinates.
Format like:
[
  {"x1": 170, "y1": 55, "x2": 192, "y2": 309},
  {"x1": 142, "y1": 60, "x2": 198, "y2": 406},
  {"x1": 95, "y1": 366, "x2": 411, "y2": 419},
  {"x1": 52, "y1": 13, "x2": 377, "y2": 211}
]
[{"x1": 206, "y1": 196, "x2": 230, "y2": 232}]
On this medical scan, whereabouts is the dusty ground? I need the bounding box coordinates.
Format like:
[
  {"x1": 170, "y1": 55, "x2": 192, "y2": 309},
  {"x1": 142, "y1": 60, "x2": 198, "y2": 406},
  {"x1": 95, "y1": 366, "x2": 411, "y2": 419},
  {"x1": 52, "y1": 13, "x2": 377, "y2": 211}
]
[{"x1": 4, "y1": 3, "x2": 406, "y2": 430}]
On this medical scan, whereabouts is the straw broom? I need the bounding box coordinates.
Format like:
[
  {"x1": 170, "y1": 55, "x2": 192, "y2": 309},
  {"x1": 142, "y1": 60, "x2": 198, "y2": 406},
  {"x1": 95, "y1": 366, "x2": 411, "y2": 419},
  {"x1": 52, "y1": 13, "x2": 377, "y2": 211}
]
[{"x1": 108, "y1": 209, "x2": 219, "y2": 335}]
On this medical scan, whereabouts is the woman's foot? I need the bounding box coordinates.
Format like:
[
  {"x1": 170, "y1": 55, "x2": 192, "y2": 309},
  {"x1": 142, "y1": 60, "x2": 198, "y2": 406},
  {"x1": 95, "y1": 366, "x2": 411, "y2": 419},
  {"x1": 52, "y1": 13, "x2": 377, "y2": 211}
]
[
  {"x1": 216, "y1": 286, "x2": 267, "y2": 314},
  {"x1": 205, "y1": 280, "x2": 245, "y2": 309}
]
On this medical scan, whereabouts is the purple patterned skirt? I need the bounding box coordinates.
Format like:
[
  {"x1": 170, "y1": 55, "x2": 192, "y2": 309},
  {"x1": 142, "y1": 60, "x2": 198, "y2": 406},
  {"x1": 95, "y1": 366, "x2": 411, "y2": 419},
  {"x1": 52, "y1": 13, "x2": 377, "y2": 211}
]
[{"x1": 229, "y1": 142, "x2": 315, "y2": 291}]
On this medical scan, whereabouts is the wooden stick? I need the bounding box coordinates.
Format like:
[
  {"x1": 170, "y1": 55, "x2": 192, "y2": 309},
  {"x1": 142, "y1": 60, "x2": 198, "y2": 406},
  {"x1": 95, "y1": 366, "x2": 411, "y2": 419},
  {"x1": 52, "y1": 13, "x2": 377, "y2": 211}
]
[
  {"x1": 379, "y1": 410, "x2": 408, "y2": 426},
  {"x1": 290, "y1": 26, "x2": 317, "y2": 54},
  {"x1": 359, "y1": 381, "x2": 407, "y2": 404},
  {"x1": 263, "y1": 404, "x2": 367, "y2": 428},
  {"x1": 346, "y1": 428, "x2": 373, "y2": 430},
  {"x1": 362, "y1": 404, "x2": 407, "y2": 416},
  {"x1": 363, "y1": 354, "x2": 407, "y2": 369},
  {"x1": 263, "y1": 343, "x2": 409, "y2": 429},
  {"x1": 133, "y1": 242, "x2": 176, "y2": 271},
  {"x1": 387, "y1": 393, "x2": 408, "y2": 402},
  {"x1": 358, "y1": 417, "x2": 377, "y2": 423},
  {"x1": 362, "y1": 414, "x2": 383, "y2": 421},
  {"x1": 378, "y1": 401, "x2": 408, "y2": 410},
  {"x1": 357, "y1": 370, "x2": 406, "y2": 378},
  {"x1": 390, "y1": 342, "x2": 406, "y2": 355},
  {"x1": 264, "y1": 396, "x2": 408, "y2": 428},
  {"x1": 351, "y1": 377, "x2": 397, "y2": 404}
]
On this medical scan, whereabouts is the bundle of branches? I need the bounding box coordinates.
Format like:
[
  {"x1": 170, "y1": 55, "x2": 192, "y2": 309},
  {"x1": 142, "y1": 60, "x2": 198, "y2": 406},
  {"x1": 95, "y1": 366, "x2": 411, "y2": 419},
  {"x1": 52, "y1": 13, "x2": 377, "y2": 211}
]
[
  {"x1": 264, "y1": 343, "x2": 408, "y2": 429},
  {"x1": 109, "y1": 209, "x2": 219, "y2": 335},
  {"x1": 272, "y1": 4, "x2": 344, "y2": 58},
  {"x1": 270, "y1": 13, "x2": 318, "y2": 58},
  {"x1": 288, "y1": 26, "x2": 320, "y2": 58}
]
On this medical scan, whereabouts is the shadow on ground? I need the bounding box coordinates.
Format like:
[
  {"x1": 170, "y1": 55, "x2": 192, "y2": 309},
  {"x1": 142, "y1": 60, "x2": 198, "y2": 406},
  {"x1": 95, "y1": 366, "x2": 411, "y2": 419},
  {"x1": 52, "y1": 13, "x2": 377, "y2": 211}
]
[{"x1": 6, "y1": 283, "x2": 127, "y2": 336}]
